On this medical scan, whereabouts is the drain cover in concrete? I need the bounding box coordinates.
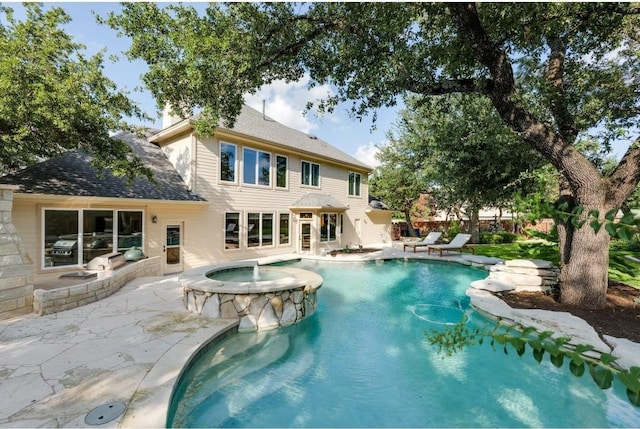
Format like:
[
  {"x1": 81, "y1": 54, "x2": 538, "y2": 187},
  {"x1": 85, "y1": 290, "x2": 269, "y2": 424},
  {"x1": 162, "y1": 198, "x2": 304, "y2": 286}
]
[{"x1": 85, "y1": 401, "x2": 126, "y2": 425}]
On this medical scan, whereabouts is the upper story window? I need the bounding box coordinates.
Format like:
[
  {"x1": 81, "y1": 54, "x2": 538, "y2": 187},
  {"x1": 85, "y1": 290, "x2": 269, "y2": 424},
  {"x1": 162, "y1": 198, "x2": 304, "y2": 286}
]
[
  {"x1": 243, "y1": 148, "x2": 271, "y2": 186},
  {"x1": 301, "y1": 161, "x2": 320, "y2": 187},
  {"x1": 348, "y1": 172, "x2": 361, "y2": 196},
  {"x1": 220, "y1": 142, "x2": 237, "y2": 183},
  {"x1": 276, "y1": 155, "x2": 288, "y2": 188}
]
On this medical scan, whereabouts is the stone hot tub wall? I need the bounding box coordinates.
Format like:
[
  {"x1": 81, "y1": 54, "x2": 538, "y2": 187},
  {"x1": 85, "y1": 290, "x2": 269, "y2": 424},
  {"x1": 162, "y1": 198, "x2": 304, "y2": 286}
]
[
  {"x1": 183, "y1": 286, "x2": 318, "y2": 332},
  {"x1": 180, "y1": 262, "x2": 323, "y2": 332},
  {"x1": 0, "y1": 185, "x2": 34, "y2": 320}
]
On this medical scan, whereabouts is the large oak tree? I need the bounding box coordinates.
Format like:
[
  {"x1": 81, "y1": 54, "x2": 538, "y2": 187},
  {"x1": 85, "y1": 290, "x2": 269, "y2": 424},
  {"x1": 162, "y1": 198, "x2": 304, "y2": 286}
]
[
  {"x1": 107, "y1": 3, "x2": 640, "y2": 309},
  {"x1": 0, "y1": 4, "x2": 152, "y2": 181}
]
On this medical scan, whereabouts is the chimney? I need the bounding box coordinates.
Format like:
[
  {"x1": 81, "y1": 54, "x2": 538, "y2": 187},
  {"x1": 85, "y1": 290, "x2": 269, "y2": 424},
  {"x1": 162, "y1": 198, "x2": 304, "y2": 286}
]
[{"x1": 162, "y1": 104, "x2": 186, "y2": 129}]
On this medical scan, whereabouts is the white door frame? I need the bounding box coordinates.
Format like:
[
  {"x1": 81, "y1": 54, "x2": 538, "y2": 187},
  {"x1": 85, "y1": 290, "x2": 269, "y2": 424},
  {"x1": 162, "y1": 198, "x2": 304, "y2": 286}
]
[
  {"x1": 163, "y1": 221, "x2": 184, "y2": 274},
  {"x1": 298, "y1": 220, "x2": 313, "y2": 255}
]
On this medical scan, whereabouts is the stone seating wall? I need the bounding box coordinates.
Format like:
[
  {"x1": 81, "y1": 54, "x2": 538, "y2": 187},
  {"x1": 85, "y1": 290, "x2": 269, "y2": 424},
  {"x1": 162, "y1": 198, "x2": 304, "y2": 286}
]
[{"x1": 33, "y1": 256, "x2": 161, "y2": 315}]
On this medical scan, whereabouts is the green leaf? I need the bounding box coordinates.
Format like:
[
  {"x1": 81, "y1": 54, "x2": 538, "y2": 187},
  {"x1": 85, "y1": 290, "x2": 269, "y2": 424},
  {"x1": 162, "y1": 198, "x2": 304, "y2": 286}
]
[
  {"x1": 605, "y1": 222, "x2": 617, "y2": 236},
  {"x1": 617, "y1": 369, "x2": 640, "y2": 392},
  {"x1": 626, "y1": 388, "x2": 640, "y2": 407},
  {"x1": 618, "y1": 226, "x2": 634, "y2": 241},
  {"x1": 589, "y1": 219, "x2": 603, "y2": 233},
  {"x1": 550, "y1": 352, "x2": 564, "y2": 368},
  {"x1": 600, "y1": 353, "x2": 618, "y2": 365},
  {"x1": 532, "y1": 347, "x2": 544, "y2": 363},
  {"x1": 508, "y1": 337, "x2": 526, "y2": 356},
  {"x1": 538, "y1": 331, "x2": 554, "y2": 341},
  {"x1": 574, "y1": 344, "x2": 595, "y2": 354},
  {"x1": 570, "y1": 360, "x2": 585, "y2": 377},
  {"x1": 589, "y1": 365, "x2": 614, "y2": 389},
  {"x1": 605, "y1": 208, "x2": 618, "y2": 222}
]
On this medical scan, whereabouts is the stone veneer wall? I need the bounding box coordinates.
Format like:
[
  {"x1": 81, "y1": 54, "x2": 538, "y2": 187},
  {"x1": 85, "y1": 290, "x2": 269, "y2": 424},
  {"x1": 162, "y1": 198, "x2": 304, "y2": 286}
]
[
  {"x1": 0, "y1": 186, "x2": 34, "y2": 320},
  {"x1": 184, "y1": 286, "x2": 318, "y2": 332},
  {"x1": 33, "y1": 256, "x2": 161, "y2": 315}
]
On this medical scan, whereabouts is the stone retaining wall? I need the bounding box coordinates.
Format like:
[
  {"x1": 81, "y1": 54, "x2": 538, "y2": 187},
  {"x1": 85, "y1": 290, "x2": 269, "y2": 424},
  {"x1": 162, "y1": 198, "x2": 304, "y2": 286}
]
[
  {"x1": 33, "y1": 256, "x2": 161, "y2": 315},
  {"x1": 0, "y1": 186, "x2": 34, "y2": 320},
  {"x1": 470, "y1": 258, "x2": 559, "y2": 293}
]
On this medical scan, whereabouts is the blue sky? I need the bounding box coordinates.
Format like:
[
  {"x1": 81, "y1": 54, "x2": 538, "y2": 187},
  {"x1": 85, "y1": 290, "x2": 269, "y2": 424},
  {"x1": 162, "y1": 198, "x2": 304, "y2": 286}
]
[{"x1": 8, "y1": 2, "x2": 398, "y2": 167}]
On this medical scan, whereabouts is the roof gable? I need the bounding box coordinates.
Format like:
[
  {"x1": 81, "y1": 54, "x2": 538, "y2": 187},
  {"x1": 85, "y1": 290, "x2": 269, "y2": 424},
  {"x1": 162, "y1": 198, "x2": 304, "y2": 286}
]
[{"x1": 153, "y1": 105, "x2": 372, "y2": 172}]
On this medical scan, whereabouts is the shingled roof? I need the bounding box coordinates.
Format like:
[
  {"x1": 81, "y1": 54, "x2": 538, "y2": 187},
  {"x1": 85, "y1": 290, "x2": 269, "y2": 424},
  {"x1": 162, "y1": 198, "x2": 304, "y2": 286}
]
[
  {"x1": 0, "y1": 131, "x2": 206, "y2": 202},
  {"x1": 154, "y1": 105, "x2": 372, "y2": 172}
]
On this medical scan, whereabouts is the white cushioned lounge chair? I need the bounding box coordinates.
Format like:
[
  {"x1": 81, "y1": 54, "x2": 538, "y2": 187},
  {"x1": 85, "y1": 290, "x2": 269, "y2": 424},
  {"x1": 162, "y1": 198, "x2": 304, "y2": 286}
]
[
  {"x1": 403, "y1": 231, "x2": 443, "y2": 253},
  {"x1": 427, "y1": 233, "x2": 474, "y2": 257}
]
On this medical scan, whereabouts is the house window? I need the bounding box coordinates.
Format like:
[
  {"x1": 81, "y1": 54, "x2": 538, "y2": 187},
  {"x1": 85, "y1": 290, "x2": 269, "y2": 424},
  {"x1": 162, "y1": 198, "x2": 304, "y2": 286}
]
[
  {"x1": 348, "y1": 172, "x2": 361, "y2": 196},
  {"x1": 301, "y1": 161, "x2": 320, "y2": 187},
  {"x1": 220, "y1": 142, "x2": 237, "y2": 183},
  {"x1": 243, "y1": 148, "x2": 271, "y2": 186},
  {"x1": 43, "y1": 208, "x2": 143, "y2": 269},
  {"x1": 224, "y1": 212, "x2": 240, "y2": 250},
  {"x1": 117, "y1": 211, "x2": 143, "y2": 251},
  {"x1": 247, "y1": 212, "x2": 274, "y2": 247},
  {"x1": 320, "y1": 213, "x2": 338, "y2": 242},
  {"x1": 279, "y1": 213, "x2": 290, "y2": 245},
  {"x1": 276, "y1": 155, "x2": 288, "y2": 188}
]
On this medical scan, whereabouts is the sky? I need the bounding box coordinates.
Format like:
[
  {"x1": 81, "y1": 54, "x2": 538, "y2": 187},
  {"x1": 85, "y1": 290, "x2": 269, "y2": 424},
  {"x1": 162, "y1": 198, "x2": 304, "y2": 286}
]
[{"x1": 9, "y1": 2, "x2": 397, "y2": 168}]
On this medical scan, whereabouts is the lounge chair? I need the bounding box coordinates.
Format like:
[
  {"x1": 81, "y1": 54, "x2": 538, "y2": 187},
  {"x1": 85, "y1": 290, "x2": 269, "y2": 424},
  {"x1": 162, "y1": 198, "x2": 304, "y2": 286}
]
[
  {"x1": 427, "y1": 233, "x2": 474, "y2": 257},
  {"x1": 403, "y1": 231, "x2": 443, "y2": 253}
]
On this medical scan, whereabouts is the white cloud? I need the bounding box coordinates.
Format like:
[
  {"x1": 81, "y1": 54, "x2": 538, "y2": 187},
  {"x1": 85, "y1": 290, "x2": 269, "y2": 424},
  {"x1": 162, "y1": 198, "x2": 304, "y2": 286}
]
[
  {"x1": 245, "y1": 74, "x2": 335, "y2": 134},
  {"x1": 354, "y1": 141, "x2": 383, "y2": 168}
]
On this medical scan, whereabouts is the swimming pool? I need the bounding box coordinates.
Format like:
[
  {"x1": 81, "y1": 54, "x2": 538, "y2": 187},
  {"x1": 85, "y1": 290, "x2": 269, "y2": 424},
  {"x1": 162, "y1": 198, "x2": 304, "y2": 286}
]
[{"x1": 169, "y1": 259, "x2": 640, "y2": 427}]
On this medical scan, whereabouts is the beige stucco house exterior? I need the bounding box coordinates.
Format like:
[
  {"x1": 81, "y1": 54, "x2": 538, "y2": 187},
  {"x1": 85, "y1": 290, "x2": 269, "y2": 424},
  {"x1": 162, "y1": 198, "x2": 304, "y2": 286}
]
[{"x1": 0, "y1": 105, "x2": 392, "y2": 287}]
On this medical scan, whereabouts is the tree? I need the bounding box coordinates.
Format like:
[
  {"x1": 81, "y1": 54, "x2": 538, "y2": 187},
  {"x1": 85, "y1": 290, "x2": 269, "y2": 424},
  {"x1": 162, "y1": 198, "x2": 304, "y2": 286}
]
[
  {"x1": 0, "y1": 4, "x2": 152, "y2": 181},
  {"x1": 382, "y1": 94, "x2": 546, "y2": 243},
  {"x1": 369, "y1": 131, "x2": 427, "y2": 237},
  {"x1": 107, "y1": 3, "x2": 640, "y2": 309}
]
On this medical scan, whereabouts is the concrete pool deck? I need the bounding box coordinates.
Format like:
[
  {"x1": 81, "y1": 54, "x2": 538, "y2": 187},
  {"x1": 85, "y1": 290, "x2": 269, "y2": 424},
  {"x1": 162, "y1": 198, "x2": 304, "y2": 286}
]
[{"x1": 1, "y1": 244, "x2": 639, "y2": 427}]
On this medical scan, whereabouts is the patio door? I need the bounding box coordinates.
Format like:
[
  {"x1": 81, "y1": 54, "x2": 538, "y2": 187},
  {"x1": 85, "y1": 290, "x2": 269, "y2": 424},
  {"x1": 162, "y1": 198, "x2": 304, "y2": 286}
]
[
  {"x1": 299, "y1": 222, "x2": 312, "y2": 254},
  {"x1": 164, "y1": 222, "x2": 183, "y2": 274}
]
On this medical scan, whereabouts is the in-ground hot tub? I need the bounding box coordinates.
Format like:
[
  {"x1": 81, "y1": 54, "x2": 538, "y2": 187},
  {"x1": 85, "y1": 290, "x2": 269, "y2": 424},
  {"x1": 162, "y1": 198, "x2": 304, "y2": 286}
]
[{"x1": 179, "y1": 261, "x2": 323, "y2": 332}]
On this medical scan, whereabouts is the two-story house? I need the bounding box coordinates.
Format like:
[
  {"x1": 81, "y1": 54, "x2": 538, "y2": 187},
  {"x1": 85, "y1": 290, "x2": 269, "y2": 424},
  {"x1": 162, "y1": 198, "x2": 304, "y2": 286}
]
[{"x1": 0, "y1": 105, "x2": 392, "y2": 283}]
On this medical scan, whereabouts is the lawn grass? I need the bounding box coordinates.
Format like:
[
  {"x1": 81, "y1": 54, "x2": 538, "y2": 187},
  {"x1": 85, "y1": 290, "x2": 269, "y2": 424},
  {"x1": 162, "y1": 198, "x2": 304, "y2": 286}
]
[{"x1": 471, "y1": 240, "x2": 640, "y2": 288}]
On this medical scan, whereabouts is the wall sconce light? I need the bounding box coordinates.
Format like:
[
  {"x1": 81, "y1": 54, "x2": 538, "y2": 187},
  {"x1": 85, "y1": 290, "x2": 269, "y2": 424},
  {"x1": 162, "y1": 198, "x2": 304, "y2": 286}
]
[{"x1": 151, "y1": 215, "x2": 158, "y2": 224}]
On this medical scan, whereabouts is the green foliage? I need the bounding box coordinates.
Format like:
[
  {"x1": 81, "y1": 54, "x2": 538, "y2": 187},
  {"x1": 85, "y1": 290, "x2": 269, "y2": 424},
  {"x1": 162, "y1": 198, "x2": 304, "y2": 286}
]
[
  {"x1": 525, "y1": 227, "x2": 559, "y2": 243},
  {"x1": 0, "y1": 4, "x2": 152, "y2": 182},
  {"x1": 428, "y1": 321, "x2": 640, "y2": 407},
  {"x1": 446, "y1": 220, "x2": 461, "y2": 239},
  {"x1": 479, "y1": 231, "x2": 517, "y2": 244}
]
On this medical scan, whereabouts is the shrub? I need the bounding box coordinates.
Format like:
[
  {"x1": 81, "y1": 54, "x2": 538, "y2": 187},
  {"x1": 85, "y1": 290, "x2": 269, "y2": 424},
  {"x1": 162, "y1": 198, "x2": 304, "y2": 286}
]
[
  {"x1": 447, "y1": 220, "x2": 461, "y2": 239},
  {"x1": 480, "y1": 231, "x2": 517, "y2": 244}
]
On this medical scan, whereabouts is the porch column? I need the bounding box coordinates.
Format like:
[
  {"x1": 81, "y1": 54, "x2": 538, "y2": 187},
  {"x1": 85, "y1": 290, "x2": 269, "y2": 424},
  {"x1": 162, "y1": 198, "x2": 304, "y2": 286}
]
[{"x1": 0, "y1": 185, "x2": 34, "y2": 319}]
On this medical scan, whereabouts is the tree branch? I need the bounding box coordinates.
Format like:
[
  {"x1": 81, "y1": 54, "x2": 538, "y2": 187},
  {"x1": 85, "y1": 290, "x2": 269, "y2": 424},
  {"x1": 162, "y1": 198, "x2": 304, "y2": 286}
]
[
  {"x1": 546, "y1": 36, "x2": 578, "y2": 144},
  {"x1": 405, "y1": 77, "x2": 491, "y2": 96},
  {"x1": 608, "y1": 137, "x2": 640, "y2": 206}
]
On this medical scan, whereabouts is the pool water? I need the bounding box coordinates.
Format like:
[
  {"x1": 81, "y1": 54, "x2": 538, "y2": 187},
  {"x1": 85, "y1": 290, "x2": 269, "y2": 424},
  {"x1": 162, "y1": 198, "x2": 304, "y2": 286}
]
[{"x1": 169, "y1": 259, "x2": 640, "y2": 427}]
